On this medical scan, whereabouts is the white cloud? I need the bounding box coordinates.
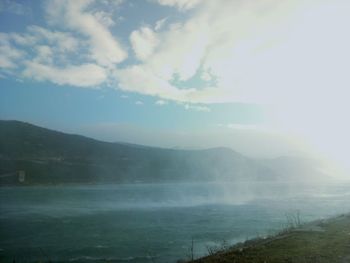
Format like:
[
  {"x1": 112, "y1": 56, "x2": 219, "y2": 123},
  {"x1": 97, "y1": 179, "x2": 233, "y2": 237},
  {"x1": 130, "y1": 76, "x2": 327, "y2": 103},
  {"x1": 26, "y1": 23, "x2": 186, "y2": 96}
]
[
  {"x1": 148, "y1": 17, "x2": 210, "y2": 82},
  {"x1": 130, "y1": 26, "x2": 160, "y2": 61},
  {"x1": 227, "y1": 124, "x2": 262, "y2": 131},
  {"x1": 0, "y1": 34, "x2": 25, "y2": 69},
  {"x1": 155, "y1": 100, "x2": 167, "y2": 105},
  {"x1": 46, "y1": 0, "x2": 127, "y2": 67},
  {"x1": 156, "y1": 0, "x2": 295, "y2": 101},
  {"x1": 200, "y1": 70, "x2": 212, "y2": 82},
  {"x1": 2, "y1": 27, "x2": 80, "y2": 72},
  {"x1": 113, "y1": 0, "x2": 350, "y2": 171},
  {"x1": 184, "y1": 104, "x2": 210, "y2": 112},
  {"x1": 3, "y1": 0, "x2": 349, "y2": 110},
  {"x1": 23, "y1": 62, "x2": 107, "y2": 87},
  {"x1": 156, "y1": 0, "x2": 202, "y2": 11},
  {"x1": 0, "y1": 26, "x2": 97, "y2": 86},
  {"x1": 0, "y1": 1, "x2": 127, "y2": 88},
  {"x1": 116, "y1": 0, "x2": 350, "y2": 113},
  {"x1": 118, "y1": 13, "x2": 213, "y2": 101},
  {"x1": 9, "y1": 33, "x2": 36, "y2": 46},
  {"x1": 0, "y1": 39, "x2": 19, "y2": 71},
  {"x1": 115, "y1": 63, "x2": 234, "y2": 104},
  {"x1": 0, "y1": 0, "x2": 29, "y2": 15},
  {"x1": 115, "y1": 65, "x2": 186, "y2": 100},
  {"x1": 33, "y1": 45, "x2": 53, "y2": 64},
  {"x1": 1, "y1": 0, "x2": 350, "y2": 171},
  {"x1": 0, "y1": 56, "x2": 15, "y2": 69},
  {"x1": 2, "y1": 1, "x2": 350, "y2": 122},
  {"x1": 27, "y1": 26, "x2": 79, "y2": 52},
  {"x1": 93, "y1": 11, "x2": 115, "y2": 28},
  {"x1": 155, "y1": 17, "x2": 168, "y2": 31},
  {"x1": 135, "y1": 100, "x2": 144, "y2": 105}
]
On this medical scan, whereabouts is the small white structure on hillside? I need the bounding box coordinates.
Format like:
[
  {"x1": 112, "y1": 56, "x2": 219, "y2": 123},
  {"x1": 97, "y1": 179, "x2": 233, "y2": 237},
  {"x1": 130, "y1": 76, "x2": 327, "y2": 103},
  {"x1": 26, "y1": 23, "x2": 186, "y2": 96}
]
[{"x1": 18, "y1": 170, "x2": 26, "y2": 183}]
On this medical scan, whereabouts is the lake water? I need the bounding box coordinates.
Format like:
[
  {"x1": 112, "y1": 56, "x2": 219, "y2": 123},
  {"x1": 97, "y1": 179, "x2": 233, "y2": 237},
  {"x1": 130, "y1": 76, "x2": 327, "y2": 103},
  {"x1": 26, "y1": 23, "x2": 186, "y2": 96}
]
[{"x1": 1, "y1": 181, "x2": 350, "y2": 262}]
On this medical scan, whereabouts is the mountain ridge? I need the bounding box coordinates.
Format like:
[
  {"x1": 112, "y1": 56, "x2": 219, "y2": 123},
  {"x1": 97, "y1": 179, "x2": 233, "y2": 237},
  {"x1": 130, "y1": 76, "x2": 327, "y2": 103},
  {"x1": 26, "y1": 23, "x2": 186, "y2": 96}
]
[{"x1": 0, "y1": 120, "x2": 326, "y2": 185}]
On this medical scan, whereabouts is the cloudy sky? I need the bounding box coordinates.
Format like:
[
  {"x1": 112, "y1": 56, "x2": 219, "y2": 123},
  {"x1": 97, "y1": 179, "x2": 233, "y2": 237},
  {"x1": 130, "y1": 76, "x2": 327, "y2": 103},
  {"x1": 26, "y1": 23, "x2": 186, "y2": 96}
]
[{"x1": 1, "y1": 0, "x2": 350, "y2": 167}]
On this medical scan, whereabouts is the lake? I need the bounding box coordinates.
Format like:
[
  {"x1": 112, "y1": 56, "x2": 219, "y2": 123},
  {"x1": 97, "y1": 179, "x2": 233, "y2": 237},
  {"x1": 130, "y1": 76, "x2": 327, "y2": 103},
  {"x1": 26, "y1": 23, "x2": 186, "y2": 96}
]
[{"x1": 1, "y1": 181, "x2": 350, "y2": 262}]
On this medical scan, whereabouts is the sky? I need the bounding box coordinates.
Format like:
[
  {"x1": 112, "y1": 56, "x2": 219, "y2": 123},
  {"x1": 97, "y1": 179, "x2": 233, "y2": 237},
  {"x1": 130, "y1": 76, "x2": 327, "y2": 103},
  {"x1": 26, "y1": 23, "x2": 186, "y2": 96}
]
[{"x1": 0, "y1": 0, "x2": 350, "y2": 170}]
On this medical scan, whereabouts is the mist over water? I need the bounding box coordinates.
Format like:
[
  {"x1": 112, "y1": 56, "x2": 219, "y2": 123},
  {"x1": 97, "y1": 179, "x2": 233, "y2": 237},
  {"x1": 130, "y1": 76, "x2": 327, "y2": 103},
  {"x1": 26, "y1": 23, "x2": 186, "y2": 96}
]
[
  {"x1": 1, "y1": 0, "x2": 349, "y2": 262},
  {"x1": 1, "y1": 181, "x2": 350, "y2": 263}
]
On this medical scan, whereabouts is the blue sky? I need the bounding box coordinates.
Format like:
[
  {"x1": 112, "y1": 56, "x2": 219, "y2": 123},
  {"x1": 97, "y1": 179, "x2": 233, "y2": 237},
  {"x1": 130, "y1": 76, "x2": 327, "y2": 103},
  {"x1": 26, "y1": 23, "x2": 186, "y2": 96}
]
[
  {"x1": 1, "y1": 0, "x2": 350, "y2": 164},
  {"x1": 0, "y1": 0, "x2": 265, "y2": 149}
]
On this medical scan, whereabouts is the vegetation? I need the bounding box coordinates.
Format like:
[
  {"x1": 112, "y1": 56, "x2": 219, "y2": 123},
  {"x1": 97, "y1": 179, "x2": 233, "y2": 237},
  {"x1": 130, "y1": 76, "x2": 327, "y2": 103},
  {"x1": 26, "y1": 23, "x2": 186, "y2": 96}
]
[
  {"x1": 188, "y1": 213, "x2": 350, "y2": 263},
  {"x1": 0, "y1": 120, "x2": 277, "y2": 185}
]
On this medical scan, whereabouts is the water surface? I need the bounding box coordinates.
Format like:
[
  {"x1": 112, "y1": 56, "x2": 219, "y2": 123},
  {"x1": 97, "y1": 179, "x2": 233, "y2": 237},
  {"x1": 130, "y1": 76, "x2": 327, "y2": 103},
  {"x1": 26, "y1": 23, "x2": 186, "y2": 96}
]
[{"x1": 1, "y1": 182, "x2": 350, "y2": 262}]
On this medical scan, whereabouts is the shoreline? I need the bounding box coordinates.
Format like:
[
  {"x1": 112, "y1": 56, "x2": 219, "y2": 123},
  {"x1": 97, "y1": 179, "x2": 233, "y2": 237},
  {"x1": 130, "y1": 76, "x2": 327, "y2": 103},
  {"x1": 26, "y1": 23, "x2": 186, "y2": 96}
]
[{"x1": 187, "y1": 213, "x2": 350, "y2": 263}]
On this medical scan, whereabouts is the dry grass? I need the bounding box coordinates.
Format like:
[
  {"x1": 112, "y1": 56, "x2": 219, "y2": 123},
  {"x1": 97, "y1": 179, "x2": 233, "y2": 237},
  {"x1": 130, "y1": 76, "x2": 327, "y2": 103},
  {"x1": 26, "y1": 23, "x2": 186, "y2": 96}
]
[{"x1": 189, "y1": 214, "x2": 350, "y2": 263}]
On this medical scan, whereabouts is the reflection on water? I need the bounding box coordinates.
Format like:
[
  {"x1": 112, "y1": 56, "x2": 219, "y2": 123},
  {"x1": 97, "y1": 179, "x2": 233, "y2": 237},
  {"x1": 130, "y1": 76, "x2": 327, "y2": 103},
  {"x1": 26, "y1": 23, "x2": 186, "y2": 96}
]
[{"x1": 1, "y1": 182, "x2": 350, "y2": 262}]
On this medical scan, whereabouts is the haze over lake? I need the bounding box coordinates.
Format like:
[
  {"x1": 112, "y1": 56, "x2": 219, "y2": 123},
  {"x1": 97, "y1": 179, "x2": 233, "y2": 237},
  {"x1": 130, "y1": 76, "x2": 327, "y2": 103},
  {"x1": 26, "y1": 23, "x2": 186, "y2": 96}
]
[
  {"x1": 1, "y1": 121, "x2": 350, "y2": 262},
  {"x1": 1, "y1": 182, "x2": 350, "y2": 262},
  {"x1": 1, "y1": 0, "x2": 350, "y2": 262}
]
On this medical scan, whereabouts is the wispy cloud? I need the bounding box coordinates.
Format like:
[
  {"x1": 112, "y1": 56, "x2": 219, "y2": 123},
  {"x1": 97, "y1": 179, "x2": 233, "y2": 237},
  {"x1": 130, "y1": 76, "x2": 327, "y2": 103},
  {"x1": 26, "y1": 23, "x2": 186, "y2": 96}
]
[
  {"x1": 1, "y1": 0, "x2": 350, "y2": 111},
  {"x1": 0, "y1": 0, "x2": 30, "y2": 15},
  {"x1": 130, "y1": 26, "x2": 159, "y2": 61},
  {"x1": 0, "y1": 0, "x2": 127, "y2": 87},
  {"x1": 155, "y1": 100, "x2": 167, "y2": 106},
  {"x1": 46, "y1": 0, "x2": 127, "y2": 67},
  {"x1": 119, "y1": 0, "x2": 302, "y2": 104},
  {"x1": 155, "y1": 0, "x2": 202, "y2": 11},
  {"x1": 155, "y1": 17, "x2": 168, "y2": 31},
  {"x1": 0, "y1": 33, "x2": 25, "y2": 69},
  {"x1": 23, "y1": 62, "x2": 107, "y2": 87},
  {"x1": 1, "y1": 0, "x2": 350, "y2": 171},
  {"x1": 184, "y1": 104, "x2": 210, "y2": 112},
  {"x1": 0, "y1": 0, "x2": 306, "y2": 102},
  {"x1": 26, "y1": 26, "x2": 79, "y2": 53}
]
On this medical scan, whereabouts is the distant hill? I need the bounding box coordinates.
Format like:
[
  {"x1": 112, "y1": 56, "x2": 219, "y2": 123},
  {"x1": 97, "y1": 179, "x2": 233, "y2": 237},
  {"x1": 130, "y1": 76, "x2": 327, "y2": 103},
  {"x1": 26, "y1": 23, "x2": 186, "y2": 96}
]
[{"x1": 0, "y1": 120, "x2": 327, "y2": 185}]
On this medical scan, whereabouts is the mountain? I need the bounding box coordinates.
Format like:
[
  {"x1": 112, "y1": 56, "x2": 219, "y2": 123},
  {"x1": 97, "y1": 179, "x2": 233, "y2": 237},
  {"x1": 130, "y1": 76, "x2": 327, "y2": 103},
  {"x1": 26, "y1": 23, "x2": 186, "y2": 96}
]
[
  {"x1": 261, "y1": 156, "x2": 333, "y2": 182},
  {"x1": 0, "y1": 120, "x2": 326, "y2": 185}
]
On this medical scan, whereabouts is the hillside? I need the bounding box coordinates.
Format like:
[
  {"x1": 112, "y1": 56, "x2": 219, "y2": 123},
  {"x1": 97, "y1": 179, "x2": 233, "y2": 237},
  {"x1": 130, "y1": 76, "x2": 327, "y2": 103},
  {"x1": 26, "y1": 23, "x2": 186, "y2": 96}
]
[{"x1": 0, "y1": 120, "x2": 276, "y2": 185}]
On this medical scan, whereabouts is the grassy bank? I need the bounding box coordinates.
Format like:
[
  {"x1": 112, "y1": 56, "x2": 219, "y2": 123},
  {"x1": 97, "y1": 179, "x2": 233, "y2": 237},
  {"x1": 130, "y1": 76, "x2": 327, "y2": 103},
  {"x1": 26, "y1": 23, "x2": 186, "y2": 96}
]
[{"x1": 188, "y1": 213, "x2": 350, "y2": 263}]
